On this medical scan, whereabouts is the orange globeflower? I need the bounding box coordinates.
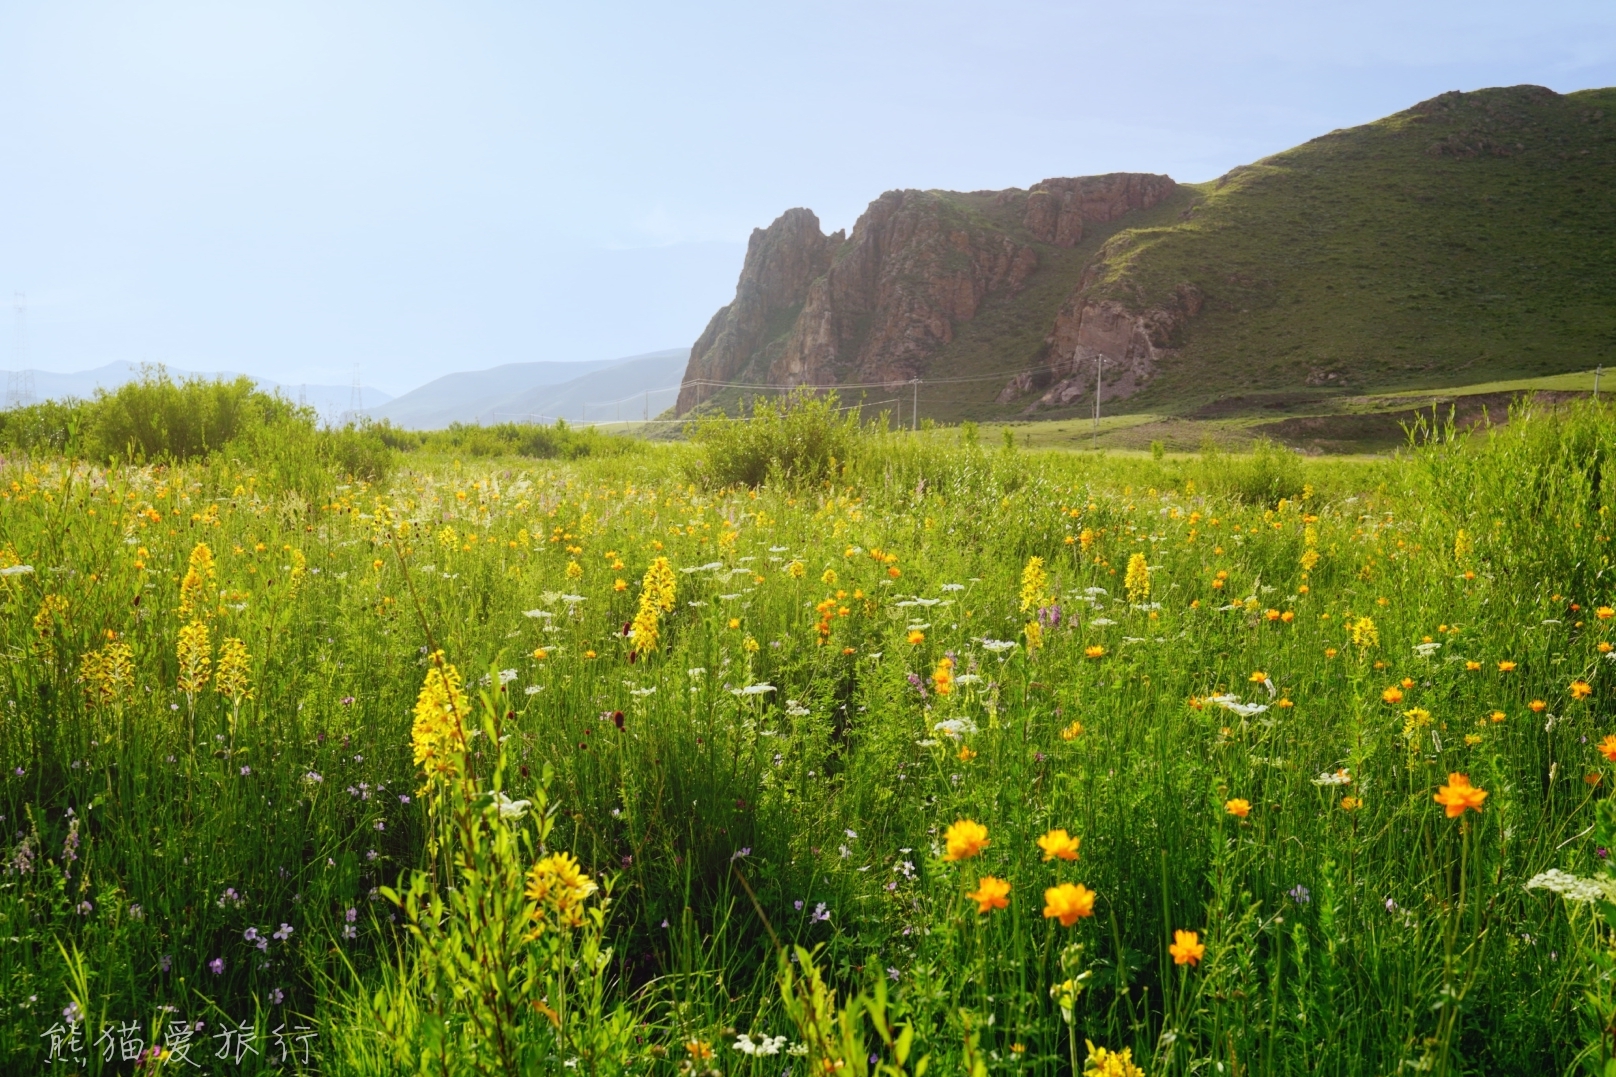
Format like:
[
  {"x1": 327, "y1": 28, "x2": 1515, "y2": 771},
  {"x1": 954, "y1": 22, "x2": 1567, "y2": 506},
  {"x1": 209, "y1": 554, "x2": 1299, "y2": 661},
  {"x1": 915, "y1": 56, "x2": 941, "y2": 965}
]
[
  {"x1": 1382, "y1": 686, "x2": 1404, "y2": 705},
  {"x1": 1042, "y1": 883, "x2": 1097, "y2": 926},
  {"x1": 1598, "y1": 606, "x2": 1615, "y2": 620},
  {"x1": 943, "y1": 819, "x2": 990, "y2": 861},
  {"x1": 1599, "y1": 734, "x2": 1616, "y2": 762},
  {"x1": 1433, "y1": 773, "x2": 1488, "y2": 818},
  {"x1": 1037, "y1": 829, "x2": 1082, "y2": 862},
  {"x1": 1085, "y1": 645, "x2": 1106, "y2": 659},
  {"x1": 1571, "y1": 680, "x2": 1594, "y2": 699},
  {"x1": 1498, "y1": 660, "x2": 1517, "y2": 672},
  {"x1": 1465, "y1": 661, "x2": 1481, "y2": 671},
  {"x1": 1169, "y1": 929, "x2": 1205, "y2": 966},
  {"x1": 1529, "y1": 699, "x2": 1547, "y2": 713},
  {"x1": 967, "y1": 876, "x2": 1011, "y2": 914},
  {"x1": 1224, "y1": 798, "x2": 1251, "y2": 819}
]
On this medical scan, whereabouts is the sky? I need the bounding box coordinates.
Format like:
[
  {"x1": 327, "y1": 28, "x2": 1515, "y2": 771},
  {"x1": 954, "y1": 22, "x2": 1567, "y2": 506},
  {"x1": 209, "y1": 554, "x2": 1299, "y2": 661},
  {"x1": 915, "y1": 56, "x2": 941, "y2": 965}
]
[{"x1": 2, "y1": 1, "x2": 1614, "y2": 396}]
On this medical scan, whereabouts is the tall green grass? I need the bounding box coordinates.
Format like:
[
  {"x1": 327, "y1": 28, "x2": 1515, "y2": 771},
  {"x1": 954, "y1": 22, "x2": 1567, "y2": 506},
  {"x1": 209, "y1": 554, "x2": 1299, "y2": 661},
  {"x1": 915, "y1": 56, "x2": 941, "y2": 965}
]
[{"x1": 1, "y1": 398, "x2": 1613, "y2": 1074}]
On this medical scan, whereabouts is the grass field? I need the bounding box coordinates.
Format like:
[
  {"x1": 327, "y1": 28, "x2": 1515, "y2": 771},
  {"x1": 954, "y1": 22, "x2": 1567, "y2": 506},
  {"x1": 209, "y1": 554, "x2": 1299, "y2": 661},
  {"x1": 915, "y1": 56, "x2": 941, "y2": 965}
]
[{"x1": 6, "y1": 391, "x2": 1616, "y2": 1075}]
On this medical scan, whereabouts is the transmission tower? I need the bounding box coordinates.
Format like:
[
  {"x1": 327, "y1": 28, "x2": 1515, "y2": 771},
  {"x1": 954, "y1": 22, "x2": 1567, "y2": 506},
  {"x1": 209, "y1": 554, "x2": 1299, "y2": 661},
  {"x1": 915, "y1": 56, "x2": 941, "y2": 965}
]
[{"x1": 7, "y1": 293, "x2": 32, "y2": 410}]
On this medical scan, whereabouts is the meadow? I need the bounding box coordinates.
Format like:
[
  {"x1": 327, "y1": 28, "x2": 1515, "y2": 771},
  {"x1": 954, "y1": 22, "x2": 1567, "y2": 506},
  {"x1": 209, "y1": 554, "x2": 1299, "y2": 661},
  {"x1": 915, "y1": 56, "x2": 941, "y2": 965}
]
[{"x1": 4, "y1": 382, "x2": 1616, "y2": 1076}]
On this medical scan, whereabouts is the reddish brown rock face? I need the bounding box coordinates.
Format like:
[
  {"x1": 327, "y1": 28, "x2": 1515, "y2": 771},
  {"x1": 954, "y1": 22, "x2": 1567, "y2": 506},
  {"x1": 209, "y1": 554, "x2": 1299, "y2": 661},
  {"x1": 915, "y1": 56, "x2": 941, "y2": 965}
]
[{"x1": 677, "y1": 173, "x2": 1178, "y2": 415}]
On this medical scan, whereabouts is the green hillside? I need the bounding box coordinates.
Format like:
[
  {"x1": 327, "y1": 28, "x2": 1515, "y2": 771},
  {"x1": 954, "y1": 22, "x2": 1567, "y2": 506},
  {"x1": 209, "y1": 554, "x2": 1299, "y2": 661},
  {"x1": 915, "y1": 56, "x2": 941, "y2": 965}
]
[{"x1": 1085, "y1": 83, "x2": 1616, "y2": 413}]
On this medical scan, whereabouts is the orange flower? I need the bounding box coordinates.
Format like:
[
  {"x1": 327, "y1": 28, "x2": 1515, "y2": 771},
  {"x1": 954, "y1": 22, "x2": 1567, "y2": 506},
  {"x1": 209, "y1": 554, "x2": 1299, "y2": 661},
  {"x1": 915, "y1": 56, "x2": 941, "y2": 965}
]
[
  {"x1": 1433, "y1": 773, "x2": 1488, "y2": 818},
  {"x1": 1085, "y1": 645, "x2": 1106, "y2": 659},
  {"x1": 907, "y1": 629, "x2": 925, "y2": 645},
  {"x1": 1489, "y1": 710, "x2": 1506, "y2": 723},
  {"x1": 1059, "y1": 720, "x2": 1084, "y2": 740},
  {"x1": 958, "y1": 745, "x2": 977, "y2": 763},
  {"x1": 1498, "y1": 660, "x2": 1517, "y2": 672},
  {"x1": 1037, "y1": 828, "x2": 1082, "y2": 862},
  {"x1": 1465, "y1": 661, "x2": 1481, "y2": 671},
  {"x1": 1401, "y1": 677, "x2": 1415, "y2": 690},
  {"x1": 1224, "y1": 798, "x2": 1251, "y2": 819},
  {"x1": 1599, "y1": 734, "x2": 1616, "y2": 762},
  {"x1": 1598, "y1": 606, "x2": 1614, "y2": 620},
  {"x1": 1571, "y1": 680, "x2": 1594, "y2": 699},
  {"x1": 1341, "y1": 796, "x2": 1362, "y2": 811},
  {"x1": 1529, "y1": 699, "x2": 1547, "y2": 713},
  {"x1": 1169, "y1": 929, "x2": 1205, "y2": 966},
  {"x1": 1042, "y1": 882, "x2": 1096, "y2": 926},
  {"x1": 1249, "y1": 671, "x2": 1268, "y2": 683},
  {"x1": 1382, "y1": 686, "x2": 1404, "y2": 704},
  {"x1": 967, "y1": 875, "x2": 1011, "y2": 914},
  {"x1": 943, "y1": 819, "x2": 990, "y2": 861}
]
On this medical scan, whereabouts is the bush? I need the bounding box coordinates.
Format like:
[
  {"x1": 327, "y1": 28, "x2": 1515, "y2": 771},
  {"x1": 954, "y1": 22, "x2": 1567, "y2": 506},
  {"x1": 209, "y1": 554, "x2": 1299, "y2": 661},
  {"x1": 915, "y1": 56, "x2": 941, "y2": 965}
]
[
  {"x1": 1197, "y1": 437, "x2": 1306, "y2": 506},
  {"x1": 685, "y1": 389, "x2": 864, "y2": 488},
  {"x1": 86, "y1": 367, "x2": 310, "y2": 463},
  {"x1": 414, "y1": 420, "x2": 639, "y2": 460}
]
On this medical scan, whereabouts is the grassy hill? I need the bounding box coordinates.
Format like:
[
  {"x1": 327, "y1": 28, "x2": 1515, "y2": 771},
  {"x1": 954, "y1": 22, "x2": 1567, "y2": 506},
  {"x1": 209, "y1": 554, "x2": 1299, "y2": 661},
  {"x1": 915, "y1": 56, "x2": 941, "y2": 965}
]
[
  {"x1": 903, "y1": 84, "x2": 1616, "y2": 429},
  {"x1": 1085, "y1": 83, "x2": 1616, "y2": 412}
]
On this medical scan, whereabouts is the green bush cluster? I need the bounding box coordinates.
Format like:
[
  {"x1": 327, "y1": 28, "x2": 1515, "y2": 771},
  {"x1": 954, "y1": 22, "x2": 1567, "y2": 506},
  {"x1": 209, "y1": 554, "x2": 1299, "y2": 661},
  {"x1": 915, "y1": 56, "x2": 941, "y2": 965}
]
[{"x1": 684, "y1": 389, "x2": 866, "y2": 488}]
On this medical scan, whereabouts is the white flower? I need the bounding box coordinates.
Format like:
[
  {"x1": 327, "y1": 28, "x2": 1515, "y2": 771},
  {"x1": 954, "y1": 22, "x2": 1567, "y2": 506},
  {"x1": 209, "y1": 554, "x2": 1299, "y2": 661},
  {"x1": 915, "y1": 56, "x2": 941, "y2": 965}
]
[
  {"x1": 1413, "y1": 642, "x2": 1441, "y2": 657},
  {"x1": 1206, "y1": 694, "x2": 1269, "y2": 717},
  {"x1": 631, "y1": 687, "x2": 657, "y2": 697},
  {"x1": 498, "y1": 669, "x2": 518, "y2": 685},
  {"x1": 1525, "y1": 868, "x2": 1614, "y2": 904},
  {"x1": 785, "y1": 700, "x2": 810, "y2": 717},
  {"x1": 688, "y1": 667, "x2": 707, "y2": 677},
  {"x1": 493, "y1": 792, "x2": 531, "y2": 819},
  {"x1": 0, "y1": 565, "x2": 34, "y2": 577},
  {"x1": 1083, "y1": 586, "x2": 1107, "y2": 595},
  {"x1": 524, "y1": 685, "x2": 541, "y2": 696},
  {"x1": 734, "y1": 1034, "x2": 789, "y2": 1057},
  {"x1": 1312, "y1": 769, "x2": 1352, "y2": 786},
  {"x1": 732, "y1": 683, "x2": 777, "y2": 696},
  {"x1": 1089, "y1": 617, "x2": 1117, "y2": 627},
  {"x1": 681, "y1": 561, "x2": 724, "y2": 574},
  {"x1": 954, "y1": 673, "x2": 982, "y2": 685},
  {"x1": 560, "y1": 594, "x2": 586, "y2": 604},
  {"x1": 979, "y1": 639, "x2": 1017, "y2": 654},
  {"x1": 522, "y1": 609, "x2": 551, "y2": 619},
  {"x1": 932, "y1": 718, "x2": 979, "y2": 740},
  {"x1": 941, "y1": 583, "x2": 965, "y2": 592}
]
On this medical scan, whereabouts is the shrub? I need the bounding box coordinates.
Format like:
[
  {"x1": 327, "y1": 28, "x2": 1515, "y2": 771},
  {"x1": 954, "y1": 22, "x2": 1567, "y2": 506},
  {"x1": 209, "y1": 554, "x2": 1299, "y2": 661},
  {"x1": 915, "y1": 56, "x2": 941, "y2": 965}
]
[
  {"x1": 414, "y1": 420, "x2": 639, "y2": 460},
  {"x1": 87, "y1": 367, "x2": 310, "y2": 463},
  {"x1": 685, "y1": 389, "x2": 863, "y2": 488},
  {"x1": 1197, "y1": 437, "x2": 1306, "y2": 506}
]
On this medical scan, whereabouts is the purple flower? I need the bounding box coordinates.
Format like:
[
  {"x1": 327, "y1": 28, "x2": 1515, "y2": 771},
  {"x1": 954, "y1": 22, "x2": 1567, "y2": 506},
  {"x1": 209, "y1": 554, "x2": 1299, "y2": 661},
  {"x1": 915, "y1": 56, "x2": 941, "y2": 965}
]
[
  {"x1": 270, "y1": 988, "x2": 285, "y2": 1005},
  {"x1": 811, "y1": 902, "x2": 830, "y2": 923},
  {"x1": 76, "y1": 900, "x2": 93, "y2": 916},
  {"x1": 345, "y1": 907, "x2": 358, "y2": 923},
  {"x1": 906, "y1": 672, "x2": 927, "y2": 697},
  {"x1": 208, "y1": 957, "x2": 225, "y2": 975},
  {"x1": 159, "y1": 954, "x2": 172, "y2": 973},
  {"x1": 1600, "y1": 847, "x2": 1610, "y2": 860},
  {"x1": 730, "y1": 847, "x2": 751, "y2": 861},
  {"x1": 341, "y1": 695, "x2": 356, "y2": 706},
  {"x1": 1288, "y1": 885, "x2": 1311, "y2": 906},
  {"x1": 239, "y1": 765, "x2": 251, "y2": 776},
  {"x1": 63, "y1": 1001, "x2": 82, "y2": 1023},
  {"x1": 1038, "y1": 604, "x2": 1062, "y2": 629},
  {"x1": 887, "y1": 967, "x2": 900, "y2": 982}
]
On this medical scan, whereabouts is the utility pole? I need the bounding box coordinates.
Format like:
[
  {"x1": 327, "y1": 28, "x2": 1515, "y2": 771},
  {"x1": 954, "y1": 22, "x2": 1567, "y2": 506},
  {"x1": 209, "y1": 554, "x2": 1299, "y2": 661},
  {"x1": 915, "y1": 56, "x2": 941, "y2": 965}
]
[
  {"x1": 1597, "y1": 365, "x2": 1604, "y2": 401},
  {"x1": 1092, "y1": 356, "x2": 1107, "y2": 450},
  {"x1": 910, "y1": 378, "x2": 920, "y2": 431}
]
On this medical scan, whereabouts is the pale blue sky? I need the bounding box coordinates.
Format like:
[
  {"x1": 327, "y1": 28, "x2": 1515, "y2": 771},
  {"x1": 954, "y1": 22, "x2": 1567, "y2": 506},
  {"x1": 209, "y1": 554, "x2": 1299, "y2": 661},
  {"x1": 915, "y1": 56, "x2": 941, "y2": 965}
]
[{"x1": 2, "y1": 0, "x2": 1614, "y2": 395}]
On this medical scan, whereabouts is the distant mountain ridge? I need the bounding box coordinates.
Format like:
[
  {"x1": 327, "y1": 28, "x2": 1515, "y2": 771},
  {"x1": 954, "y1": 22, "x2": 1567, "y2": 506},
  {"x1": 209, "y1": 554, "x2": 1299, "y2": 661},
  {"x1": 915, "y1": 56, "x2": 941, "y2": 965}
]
[
  {"x1": 0, "y1": 362, "x2": 393, "y2": 421},
  {"x1": 680, "y1": 84, "x2": 1616, "y2": 421},
  {"x1": 366, "y1": 349, "x2": 688, "y2": 429}
]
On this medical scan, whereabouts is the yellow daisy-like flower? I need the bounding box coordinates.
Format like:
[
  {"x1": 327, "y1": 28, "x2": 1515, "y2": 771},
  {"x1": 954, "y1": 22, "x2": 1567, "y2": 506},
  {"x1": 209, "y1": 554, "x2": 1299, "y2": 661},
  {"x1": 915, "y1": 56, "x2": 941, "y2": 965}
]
[
  {"x1": 967, "y1": 875, "x2": 1011, "y2": 914},
  {"x1": 943, "y1": 819, "x2": 990, "y2": 861},
  {"x1": 1037, "y1": 828, "x2": 1082, "y2": 862}
]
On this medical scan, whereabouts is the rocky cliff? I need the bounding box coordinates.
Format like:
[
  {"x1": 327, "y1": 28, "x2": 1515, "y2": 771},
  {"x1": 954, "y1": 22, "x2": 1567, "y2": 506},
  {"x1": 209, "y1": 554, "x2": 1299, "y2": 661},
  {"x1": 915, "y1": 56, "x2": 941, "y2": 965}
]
[{"x1": 677, "y1": 173, "x2": 1179, "y2": 415}]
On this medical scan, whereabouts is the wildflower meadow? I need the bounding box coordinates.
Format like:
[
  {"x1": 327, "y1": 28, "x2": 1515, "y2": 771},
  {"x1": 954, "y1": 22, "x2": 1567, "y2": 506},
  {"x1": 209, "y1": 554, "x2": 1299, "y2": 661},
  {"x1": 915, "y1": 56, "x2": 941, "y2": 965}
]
[{"x1": 5, "y1": 386, "x2": 1616, "y2": 1076}]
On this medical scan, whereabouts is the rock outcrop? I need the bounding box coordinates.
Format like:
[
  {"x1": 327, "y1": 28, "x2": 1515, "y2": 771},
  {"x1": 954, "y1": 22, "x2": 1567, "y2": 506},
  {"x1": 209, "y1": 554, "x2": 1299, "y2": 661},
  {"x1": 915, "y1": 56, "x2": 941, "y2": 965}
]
[{"x1": 677, "y1": 173, "x2": 1179, "y2": 414}]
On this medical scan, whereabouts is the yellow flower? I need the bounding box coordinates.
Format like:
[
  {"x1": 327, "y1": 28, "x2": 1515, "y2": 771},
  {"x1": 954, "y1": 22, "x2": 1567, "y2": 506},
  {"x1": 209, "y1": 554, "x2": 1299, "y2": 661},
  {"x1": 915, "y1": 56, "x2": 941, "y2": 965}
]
[
  {"x1": 1498, "y1": 660, "x2": 1517, "y2": 672},
  {"x1": 1381, "y1": 686, "x2": 1404, "y2": 705},
  {"x1": 532, "y1": 647, "x2": 548, "y2": 660},
  {"x1": 1465, "y1": 660, "x2": 1481, "y2": 671},
  {"x1": 1123, "y1": 553, "x2": 1150, "y2": 603},
  {"x1": 32, "y1": 594, "x2": 69, "y2": 660},
  {"x1": 215, "y1": 637, "x2": 252, "y2": 701},
  {"x1": 1348, "y1": 616, "x2": 1378, "y2": 649},
  {"x1": 1169, "y1": 929, "x2": 1205, "y2": 966},
  {"x1": 1037, "y1": 828, "x2": 1082, "y2": 862},
  {"x1": 80, "y1": 642, "x2": 134, "y2": 708},
  {"x1": 958, "y1": 745, "x2": 977, "y2": 762},
  {"x1": 685, "y1": 1041, "x2": 713, "y2": 1063},
  {"x1": 1340, "y1": 796, "x2": 1362, "y2": 811},
  {"x1": 1084, "y1": 645, "x2": 1106, "y2": 659},
  {"x1": 1082, "y1": 1041, "x2": 1144, "y2": 1077},
  {"x1": 1249, "y1": 670, "x2": 1268, "y2": 683},
  {"x1": 1433, "y1": 772, "x2": 1488, "y2": 818},
  {"x1": 1060, "y1": 720, "x2": 1084, "y2": 740},
  {"x1": 1571, "y1": 680, "x2": 1594, "y2": 699},
  {"x1": 932, "y1": 656, "x2": 954, "y2": 695},
  {"x1": 1020, "y1": 556, "x2": 1050, "y2": 612},
  {"x1": 1599, "y1": 606, "x2": 1616, "y2": 621},
  {"x1": 786, "y1": 560, "x2": 806, "y2": 579},
  {"x1": 1224, "y1": 798, "x2": 1251, "y2": 819},
  {"x1": 629, "y1": 557, "x2": 677, "y2": 654},
  {"x1": 967, "y1": 875, "x2": 1011, "y2": 914},
  {"x1": 906, "y1": 629, "x2": 925, "y2": 645},
  {"x1": 177, "y1": 542, "x2": 216, "y2": 621},
  {"x1": 1024, "y1": 620, "x2": 1044, "y2": 650},
  {"x1": 1529, "y1": 699, "x2": 1547, "y2": 713},
  {"x1": 525, "y1": 850, "x2": 598, "y2": 931},
  {"x1": 1453, "y1": 528, "x2": 1472, "y2": 563},
  {"x1": 411, "y1": 654, "x2": 468, "y2": 784},
  {"x1": 821, "y1": 568, "x2": 837, "y2": 585},
  {"x1": 565, "y1": 560, "x2": 583, "y2": 579},
  {"x1": 613, "y1": 578, "x2": 627, "y2": 592},
  {"x1": 943, "y1": 819, "x2": 989, "y2": 861},
  {"x1": 177, "y1": 620, "x2": 212, "y2": 695},
  {"x1": 1043, "y1": 882, "x2": 1096, "y2": 926}
]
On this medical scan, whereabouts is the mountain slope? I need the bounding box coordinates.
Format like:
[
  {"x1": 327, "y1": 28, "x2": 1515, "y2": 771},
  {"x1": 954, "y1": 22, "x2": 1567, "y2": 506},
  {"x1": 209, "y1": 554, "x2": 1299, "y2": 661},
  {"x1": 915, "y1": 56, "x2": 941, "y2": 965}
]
[
  {"x1": 368, "y1": 349, "x2": 688, "y2": 429},
  {"x1": 679, "y1": 84, "x2": 1616, "y2": 422}
]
